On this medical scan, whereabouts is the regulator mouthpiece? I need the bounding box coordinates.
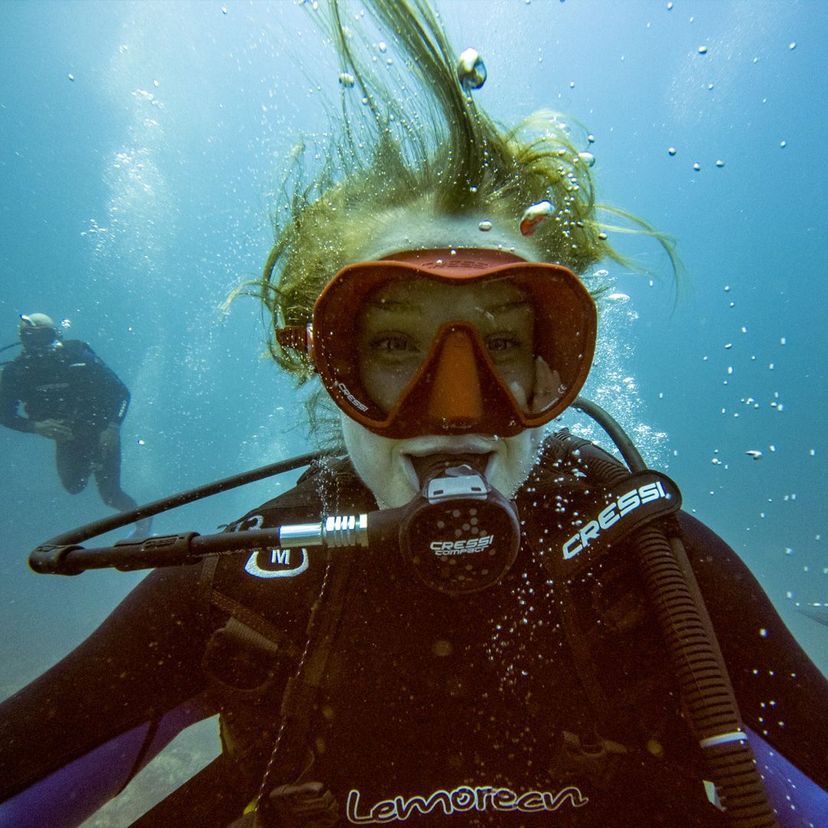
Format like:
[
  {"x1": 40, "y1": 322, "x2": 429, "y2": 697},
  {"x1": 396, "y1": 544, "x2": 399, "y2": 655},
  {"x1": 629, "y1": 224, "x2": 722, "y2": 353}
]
[{"x1": 398, "y1": 464, "x2": 520, "y2": 595}]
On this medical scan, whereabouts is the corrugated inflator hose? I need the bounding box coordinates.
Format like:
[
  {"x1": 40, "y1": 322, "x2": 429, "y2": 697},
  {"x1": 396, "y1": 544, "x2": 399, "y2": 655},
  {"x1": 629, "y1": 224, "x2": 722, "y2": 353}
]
[{"x1": 570, "y1": 398, "x2": 777, "y2": 827}]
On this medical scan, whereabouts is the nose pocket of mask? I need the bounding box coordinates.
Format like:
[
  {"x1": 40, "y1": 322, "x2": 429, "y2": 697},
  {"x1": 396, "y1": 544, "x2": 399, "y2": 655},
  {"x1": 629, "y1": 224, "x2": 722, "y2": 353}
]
[
  {"x1": 424, "y1": 328, "x2": 484, "y2": 428},
  {"x1": 386, "y1": 322, "x2": 526, "y2": 436}
]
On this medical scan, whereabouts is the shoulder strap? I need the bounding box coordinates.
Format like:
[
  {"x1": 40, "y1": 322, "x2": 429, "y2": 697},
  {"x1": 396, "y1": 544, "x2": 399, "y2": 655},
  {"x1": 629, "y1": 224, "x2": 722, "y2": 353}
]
[
  {"x1": 197, "y1": 458, "x2": 363, "y2": 810},
  {"x1": 522, "y1": 431, "x2": 685, "y2": 739},
  {"x1": 548, "y1": 469, "x2": 682, "y2": 578},
  {"x1": 526, "y1": 430, "x2": 682, "y2": 580},
  {"x1": 201, "y1": 455, "x2": 374, "y2": 619},
  {"x1": 252, "y1": 551, "x2": 355, "y2": 821}
]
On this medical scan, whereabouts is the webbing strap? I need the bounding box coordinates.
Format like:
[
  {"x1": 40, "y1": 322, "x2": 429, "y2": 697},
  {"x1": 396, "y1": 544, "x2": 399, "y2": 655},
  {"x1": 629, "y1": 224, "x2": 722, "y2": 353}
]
[
  {"x1": 254, "y1": 552, "x2": 355, "y2": 813},
  {"x1": 209, "y1": 590, "x2": 303, "y2": 662}
]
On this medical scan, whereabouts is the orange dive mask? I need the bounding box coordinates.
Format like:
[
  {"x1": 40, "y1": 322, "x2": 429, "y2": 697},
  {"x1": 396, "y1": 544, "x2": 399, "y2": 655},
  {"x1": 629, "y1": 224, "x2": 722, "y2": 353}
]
[{"x1": 276, "y1": 248, "x2": 597, "y2": 438}]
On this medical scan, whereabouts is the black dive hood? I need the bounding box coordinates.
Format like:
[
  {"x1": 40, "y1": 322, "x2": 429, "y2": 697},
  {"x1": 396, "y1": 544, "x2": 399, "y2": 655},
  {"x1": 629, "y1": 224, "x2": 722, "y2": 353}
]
[{"x1": 27, "y1": 397, "x2": 778, "y2": 827}]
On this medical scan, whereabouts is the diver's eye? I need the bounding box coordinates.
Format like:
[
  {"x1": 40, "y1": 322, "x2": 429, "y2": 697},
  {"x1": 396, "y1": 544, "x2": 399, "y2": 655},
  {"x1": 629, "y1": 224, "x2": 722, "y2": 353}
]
[
  {"x1": 372, "y1": 334, "x2": 413, "y2": 351},
  {"x1": 369, "y1": 334, "x2": 419, "y2": 356},
  {"x1": 485, "y1": 333, "x2": 522, "y2": 354}
]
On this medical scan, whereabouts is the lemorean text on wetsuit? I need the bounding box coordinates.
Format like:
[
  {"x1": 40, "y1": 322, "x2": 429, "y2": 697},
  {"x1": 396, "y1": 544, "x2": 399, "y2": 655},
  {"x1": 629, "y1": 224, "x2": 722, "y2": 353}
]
[{"x1": 346, "y1": 784, "x2": 588, "y2": 823}]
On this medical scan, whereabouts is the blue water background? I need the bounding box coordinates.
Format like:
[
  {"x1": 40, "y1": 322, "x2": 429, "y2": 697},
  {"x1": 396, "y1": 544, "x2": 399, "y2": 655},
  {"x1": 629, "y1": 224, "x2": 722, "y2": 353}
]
[{"x1": 1, "y1": 0, "x2": 825, "y2": 817}]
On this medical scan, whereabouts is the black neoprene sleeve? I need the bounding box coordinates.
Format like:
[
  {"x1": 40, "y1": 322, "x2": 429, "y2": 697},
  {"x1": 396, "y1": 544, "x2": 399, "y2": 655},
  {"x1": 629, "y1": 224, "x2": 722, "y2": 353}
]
[
  {"x1": 0, "y1": 562, "x2": 218, "y2": 803},
  {"x1": 678, "y1": 512, "x2": 828, "y2": 790}
]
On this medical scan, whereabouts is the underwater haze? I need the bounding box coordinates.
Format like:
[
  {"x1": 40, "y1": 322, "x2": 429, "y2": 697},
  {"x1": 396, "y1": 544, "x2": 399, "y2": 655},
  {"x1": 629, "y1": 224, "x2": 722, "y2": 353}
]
[{"x1": 1, "y1": 0, "x2": 826, "y2": 822}]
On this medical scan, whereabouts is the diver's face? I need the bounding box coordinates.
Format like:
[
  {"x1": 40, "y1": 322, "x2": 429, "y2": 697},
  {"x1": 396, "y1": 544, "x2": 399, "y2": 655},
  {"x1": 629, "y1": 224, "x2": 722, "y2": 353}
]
[
  {"x1": 20, "y1": 328, "x2": 59, "y2": 355},
  {"x1": 357, "y1": 278, "x2": 537, "y2": 414},
  {"x1": 339, "y1": 212, "x2": 548, "y2": 509}
]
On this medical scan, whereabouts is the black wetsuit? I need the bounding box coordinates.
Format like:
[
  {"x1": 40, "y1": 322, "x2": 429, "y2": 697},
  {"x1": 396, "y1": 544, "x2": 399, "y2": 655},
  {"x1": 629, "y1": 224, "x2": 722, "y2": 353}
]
[
  {"x1": 0, "y1": 339, "x2": 135, "y2": 511},
  {"x1": 0, "y1": 445, "x2": 826, "y2": 827}
]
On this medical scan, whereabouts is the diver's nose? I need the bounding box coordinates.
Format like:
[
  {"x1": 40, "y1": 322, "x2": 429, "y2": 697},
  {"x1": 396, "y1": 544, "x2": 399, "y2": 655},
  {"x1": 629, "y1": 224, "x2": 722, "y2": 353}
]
[{"x1": 425, "y1": 327, "x2": 484, "y2": 428}]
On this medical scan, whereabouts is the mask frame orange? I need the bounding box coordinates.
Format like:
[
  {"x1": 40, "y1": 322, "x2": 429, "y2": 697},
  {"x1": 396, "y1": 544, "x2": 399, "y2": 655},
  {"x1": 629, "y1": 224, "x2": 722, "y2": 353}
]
[{"x1": 276, "y1": 249, "x2": 597, "y2": 438}]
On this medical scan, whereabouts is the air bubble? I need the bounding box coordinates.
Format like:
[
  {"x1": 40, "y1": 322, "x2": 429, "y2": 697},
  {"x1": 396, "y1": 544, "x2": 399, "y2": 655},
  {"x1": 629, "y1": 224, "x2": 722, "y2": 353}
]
[
  {"x1": 457, "y1": 48, "x2": 487, "y2": 91},
  {"x1": 519, "y1": 200, "x2": 554, "y2": 237}
]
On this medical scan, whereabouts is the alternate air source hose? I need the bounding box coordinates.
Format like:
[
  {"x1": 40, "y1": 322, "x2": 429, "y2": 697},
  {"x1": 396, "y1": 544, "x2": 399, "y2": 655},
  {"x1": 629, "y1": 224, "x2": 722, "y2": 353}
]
[{"x1": 572, "y1": 398, "x2": 778, "y2": 827}]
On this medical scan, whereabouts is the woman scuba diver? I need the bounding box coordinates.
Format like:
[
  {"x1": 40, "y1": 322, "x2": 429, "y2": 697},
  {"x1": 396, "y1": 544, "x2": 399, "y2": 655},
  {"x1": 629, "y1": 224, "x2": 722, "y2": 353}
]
[{"x1": 1, "y1": 1, "x2": 825, "y2": 826}]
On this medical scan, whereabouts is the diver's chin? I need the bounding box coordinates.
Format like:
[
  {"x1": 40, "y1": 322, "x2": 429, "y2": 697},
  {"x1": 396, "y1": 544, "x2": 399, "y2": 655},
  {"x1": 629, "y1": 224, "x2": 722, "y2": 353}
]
[
  {"x1": 340, "y1": 412, "x2": 544, "y2": 509},
  {"x1": 392, "y1": 429, "x2": 542, "y2": 504},
  {"x1": 340, "y1": 413, "x2": 418, "y2": 510}
]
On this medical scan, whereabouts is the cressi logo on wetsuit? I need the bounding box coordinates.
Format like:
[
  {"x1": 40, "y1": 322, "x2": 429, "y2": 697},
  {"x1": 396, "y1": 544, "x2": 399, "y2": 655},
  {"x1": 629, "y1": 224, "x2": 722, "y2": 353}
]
[{"x1": 561, "y1": 476, "x2": 678, "y2": 561}]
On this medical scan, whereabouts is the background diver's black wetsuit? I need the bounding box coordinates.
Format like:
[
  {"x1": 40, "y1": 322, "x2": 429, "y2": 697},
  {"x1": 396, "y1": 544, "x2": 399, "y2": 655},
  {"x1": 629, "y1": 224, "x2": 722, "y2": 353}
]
[
  {"x1": 0, "y1": 339, "x2": 136, "y2": 511},
  {"x1": 0, "y1": 452, "x2": 826, "y2": 827}
]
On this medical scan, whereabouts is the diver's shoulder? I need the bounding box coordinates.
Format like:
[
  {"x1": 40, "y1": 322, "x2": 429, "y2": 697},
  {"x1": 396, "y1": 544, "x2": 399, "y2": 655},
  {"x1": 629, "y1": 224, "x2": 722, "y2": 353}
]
[
  {"x1": 0, "y1": 355, "x2": 25, "y2": 379},
  {"x1": 674, "y1": 512, "x2": 774, "y2": 613},
  {"x1": 62, "y1": 338, "x2": 90, "y2": 350},
  {"x1": 206, "y1": 457, "x2": 368, "y2": 610},
  {"x1": 676, "y1": 511, "x2": 738, "y2": 563},
  {"x1": 57, "y1": 339, "x2": 97, "y2": 361},
  {"x1": 229, "y1": 455, "x2": 373, "y2": 530}
]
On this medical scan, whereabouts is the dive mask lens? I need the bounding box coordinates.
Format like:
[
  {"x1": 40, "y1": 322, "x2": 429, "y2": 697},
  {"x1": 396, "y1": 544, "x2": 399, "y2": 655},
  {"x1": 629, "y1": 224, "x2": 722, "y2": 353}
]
[
  {"x1": 276, "y1": 249, "x2": 596, "y2": 437},
  {"x1": 20, "y1": 326, "x2": 59, "y2": 350}
]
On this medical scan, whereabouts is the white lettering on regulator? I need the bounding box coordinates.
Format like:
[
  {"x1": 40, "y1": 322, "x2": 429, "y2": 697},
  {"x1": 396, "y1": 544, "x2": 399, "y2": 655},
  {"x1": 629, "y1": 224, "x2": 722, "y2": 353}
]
[{"x1": 429, "y1": 535, "x2": 494, "y2": 556}]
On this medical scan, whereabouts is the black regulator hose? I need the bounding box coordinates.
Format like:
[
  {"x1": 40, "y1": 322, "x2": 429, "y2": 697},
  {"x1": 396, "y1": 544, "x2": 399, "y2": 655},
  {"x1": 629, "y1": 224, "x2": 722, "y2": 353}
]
[
  {"x1": 571, "y1": 398, "x2": 777, "y2": 827},
  {"x1": 30, "y1": 450, "x2": 331, "y2": 551}
]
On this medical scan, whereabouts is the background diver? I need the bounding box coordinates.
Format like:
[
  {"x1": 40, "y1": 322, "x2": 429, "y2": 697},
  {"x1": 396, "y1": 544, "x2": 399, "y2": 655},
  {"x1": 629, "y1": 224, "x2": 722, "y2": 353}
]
[{"x1": 0, "y1": 312, "x2": 151, "y2": 536}]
